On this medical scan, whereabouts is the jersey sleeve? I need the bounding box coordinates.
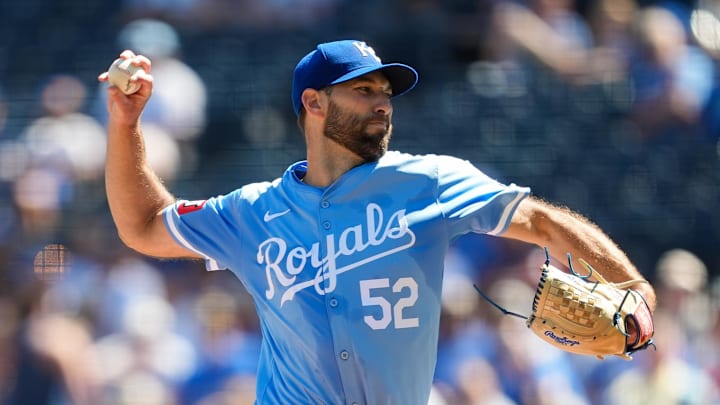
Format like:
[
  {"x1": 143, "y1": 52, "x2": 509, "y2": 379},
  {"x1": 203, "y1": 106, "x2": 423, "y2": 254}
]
[
  {"x1": 162, "y1": 193, "x2": 240, "y2": 271},
  {"x1": 435, "y1": 155, "x2": 530, "y2": 239}
]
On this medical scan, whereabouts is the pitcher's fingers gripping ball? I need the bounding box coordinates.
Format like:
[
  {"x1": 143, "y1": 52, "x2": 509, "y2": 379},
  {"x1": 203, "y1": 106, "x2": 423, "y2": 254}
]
[
  {"x1": 475, "y1": 247, "x2": 655, "y2": 360},
  {"x1": 106, "y1": 57, "x2": 144, "y2": 94}
]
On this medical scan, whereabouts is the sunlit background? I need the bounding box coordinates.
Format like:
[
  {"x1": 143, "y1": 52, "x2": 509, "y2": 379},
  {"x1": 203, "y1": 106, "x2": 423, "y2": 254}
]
[{"x1": 0, "y1": 0, "x2": 719, "y2": 404}]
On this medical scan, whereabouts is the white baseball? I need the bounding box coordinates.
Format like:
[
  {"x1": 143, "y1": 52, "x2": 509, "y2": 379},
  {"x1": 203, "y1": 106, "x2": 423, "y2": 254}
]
[{"x1": 107, "y1": 58, "x2": 143, "y2": 95}]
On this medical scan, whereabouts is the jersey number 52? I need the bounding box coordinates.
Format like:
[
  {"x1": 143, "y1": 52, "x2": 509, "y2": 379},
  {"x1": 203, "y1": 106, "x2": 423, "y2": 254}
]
[{"x1": 360, "y1": 277, "x2": 419, "y2": 330}]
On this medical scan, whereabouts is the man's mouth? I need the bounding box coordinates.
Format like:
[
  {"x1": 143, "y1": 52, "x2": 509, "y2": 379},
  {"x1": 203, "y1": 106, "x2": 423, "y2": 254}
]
[{"x1": 366, "y1": 120, "x2": 388, "y2": 128}]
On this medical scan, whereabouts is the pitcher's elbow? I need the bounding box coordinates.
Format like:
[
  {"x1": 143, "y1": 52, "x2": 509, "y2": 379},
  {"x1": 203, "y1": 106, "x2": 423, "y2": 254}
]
[{"x1": 116, "y1": 228, "x2": 149, "y2": 255}]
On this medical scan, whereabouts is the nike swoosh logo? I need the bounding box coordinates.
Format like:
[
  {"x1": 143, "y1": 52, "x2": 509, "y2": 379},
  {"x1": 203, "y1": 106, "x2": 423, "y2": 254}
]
[{"x1": 264, "y1": 209, "x2": 291, "y2": 222}]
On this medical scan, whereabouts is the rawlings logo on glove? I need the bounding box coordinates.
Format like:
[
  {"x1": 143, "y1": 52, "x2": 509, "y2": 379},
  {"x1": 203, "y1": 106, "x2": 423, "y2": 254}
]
[
  {"x1": 475, "y1": 248, "x2": 655, "y2": 360},
  {"x1": 544, "y1": 330, "x2": 580, "y2": 347}
]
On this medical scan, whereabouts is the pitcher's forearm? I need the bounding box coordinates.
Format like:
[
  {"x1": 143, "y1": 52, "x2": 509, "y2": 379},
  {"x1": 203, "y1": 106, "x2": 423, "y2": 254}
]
[
  {"x1": 506, "y1": 197, "x2": 657, "y2": 311},
  {"x1": 105, "y1": 120, "x2": 175, "y2": 244}
]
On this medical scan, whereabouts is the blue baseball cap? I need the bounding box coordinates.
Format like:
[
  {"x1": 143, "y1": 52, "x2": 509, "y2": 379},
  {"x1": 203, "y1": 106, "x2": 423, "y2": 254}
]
[{"x1": 292, "y1": 40, "x2": 419, "y2": 115}]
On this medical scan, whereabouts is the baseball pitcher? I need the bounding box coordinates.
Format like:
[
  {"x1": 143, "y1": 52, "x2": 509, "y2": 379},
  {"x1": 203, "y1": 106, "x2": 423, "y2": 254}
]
[{"x1": 99, "y1": 39, "x2": 656, "y2": 405}]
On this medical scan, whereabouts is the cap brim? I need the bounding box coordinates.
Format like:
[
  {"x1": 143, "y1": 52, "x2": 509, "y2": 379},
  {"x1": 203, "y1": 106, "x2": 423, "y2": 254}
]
[{"x1": 329, "y1": 63, "x2": 418, "y2": 97}]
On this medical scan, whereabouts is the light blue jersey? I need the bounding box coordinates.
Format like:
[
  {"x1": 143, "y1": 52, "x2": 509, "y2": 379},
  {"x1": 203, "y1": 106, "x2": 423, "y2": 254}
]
[{"x1": 163, "y1": 151, "x2": 530, "y2": 405}]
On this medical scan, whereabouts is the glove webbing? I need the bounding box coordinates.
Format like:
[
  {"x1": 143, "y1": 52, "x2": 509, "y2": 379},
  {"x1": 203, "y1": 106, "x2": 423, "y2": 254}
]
[{"x1": 474, "y1": 247, "x2": 584, "y2": 321}]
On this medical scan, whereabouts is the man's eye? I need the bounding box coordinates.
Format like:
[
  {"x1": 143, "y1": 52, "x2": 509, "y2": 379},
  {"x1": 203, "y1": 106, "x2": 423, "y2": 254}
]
[{"x1": 355, "y1": 87, "x2": 391, "y2": 97}]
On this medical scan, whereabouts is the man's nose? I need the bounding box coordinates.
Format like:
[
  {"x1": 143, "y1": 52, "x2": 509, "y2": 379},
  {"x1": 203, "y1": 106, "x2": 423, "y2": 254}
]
[{"x1": 374, "y1": 95, "x2": 392, "y2": 116}]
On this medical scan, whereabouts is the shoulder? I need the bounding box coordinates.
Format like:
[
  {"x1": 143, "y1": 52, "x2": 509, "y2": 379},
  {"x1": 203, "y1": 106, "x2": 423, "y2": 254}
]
[
  {"x1": 379, "y1": 151, "x2": 472, "y2": 173},
  {"x1": 208, "y1": 179, "x2": 279, "y2": 211}
]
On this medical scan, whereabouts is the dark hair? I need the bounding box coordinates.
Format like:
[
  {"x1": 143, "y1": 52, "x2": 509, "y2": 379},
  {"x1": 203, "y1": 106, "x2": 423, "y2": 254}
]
[{"x1": 296, "y1": 108, "x2": 306, "y2": 133}]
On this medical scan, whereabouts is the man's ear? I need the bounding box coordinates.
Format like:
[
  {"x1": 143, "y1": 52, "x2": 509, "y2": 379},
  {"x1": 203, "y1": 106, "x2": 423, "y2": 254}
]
[{"x1": 301, "y1": 89, "x2": 323, "y2": 115}]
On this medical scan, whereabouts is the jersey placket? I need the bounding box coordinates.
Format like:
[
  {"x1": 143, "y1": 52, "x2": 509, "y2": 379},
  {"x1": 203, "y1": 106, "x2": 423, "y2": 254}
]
[{"x1": 317, "y1": 192, "x2": 365, "y2": 405}]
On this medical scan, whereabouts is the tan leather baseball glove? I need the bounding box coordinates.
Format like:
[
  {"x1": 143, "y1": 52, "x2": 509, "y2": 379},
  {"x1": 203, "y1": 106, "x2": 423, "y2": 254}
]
[{"x1": 476, "y1": 248, "x2": 655, "y2": 360}]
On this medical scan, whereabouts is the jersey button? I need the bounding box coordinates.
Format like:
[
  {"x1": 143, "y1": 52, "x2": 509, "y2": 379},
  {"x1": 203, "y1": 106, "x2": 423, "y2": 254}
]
[
  {"x1": 321, "y1": 200, "x2": 330, "y2": 208},
  {"x1": 329, "y1": 298, "x2": 338, "y2": 308},
  {"x1": 323, "y1": 221, "x2": 331, "y2": 230},
  {"x1": 339, "y1": 350, "x2": 350, "y2": 360}
]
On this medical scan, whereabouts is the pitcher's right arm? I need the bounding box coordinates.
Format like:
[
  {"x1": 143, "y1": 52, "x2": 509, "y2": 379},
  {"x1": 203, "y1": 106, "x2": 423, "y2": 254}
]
[{"x1": 100, "y1": 50, "x2": 200, "y2": 259}]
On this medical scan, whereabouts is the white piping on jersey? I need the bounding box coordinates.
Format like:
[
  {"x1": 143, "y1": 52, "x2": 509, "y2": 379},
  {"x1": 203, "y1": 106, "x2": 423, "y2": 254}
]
[
  {"x1": 165, "y1": 207, "x2": 220, "y2": 270},
  {"x1": 487, "y1": 187, "x2": 528, "y2": 236}
]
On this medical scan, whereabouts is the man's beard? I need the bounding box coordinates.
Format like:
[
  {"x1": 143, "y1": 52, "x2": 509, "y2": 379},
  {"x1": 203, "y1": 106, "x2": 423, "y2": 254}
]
[{"x1": 323, "y1": 100, "x2": 392, "y2": 162}]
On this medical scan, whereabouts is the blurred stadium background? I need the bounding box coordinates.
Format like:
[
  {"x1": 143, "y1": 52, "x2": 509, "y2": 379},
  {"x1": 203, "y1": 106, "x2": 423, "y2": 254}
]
[{"x1": 0, "y1": 0, "x2": 719, "y2": 404}]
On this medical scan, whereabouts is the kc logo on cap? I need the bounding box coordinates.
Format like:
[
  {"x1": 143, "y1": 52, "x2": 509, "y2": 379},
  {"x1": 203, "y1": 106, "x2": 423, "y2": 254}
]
[
  {"x1": 352, "y1": 41, "x2": 382, "y2": 63},
  {"x1": 291, "y1": 39, "x2": 419, "y2": 115}
]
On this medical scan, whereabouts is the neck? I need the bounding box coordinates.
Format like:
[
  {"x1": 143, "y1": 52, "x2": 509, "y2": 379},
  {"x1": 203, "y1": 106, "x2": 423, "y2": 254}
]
[{"x1": 304, "y1": 138, "x2": 365, "y2": 188}]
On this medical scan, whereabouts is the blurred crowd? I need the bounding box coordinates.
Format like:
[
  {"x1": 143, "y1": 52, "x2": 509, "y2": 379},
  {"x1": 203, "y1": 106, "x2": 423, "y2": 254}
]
[{"x1": 0, "y1": 0, "x2": 719, "y2": 404}]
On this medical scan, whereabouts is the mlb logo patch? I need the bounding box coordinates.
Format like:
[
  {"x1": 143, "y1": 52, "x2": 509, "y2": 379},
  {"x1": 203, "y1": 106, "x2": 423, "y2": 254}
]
[{"x1": 177, "y1": 200, "x2": 207, "y2": 215}]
